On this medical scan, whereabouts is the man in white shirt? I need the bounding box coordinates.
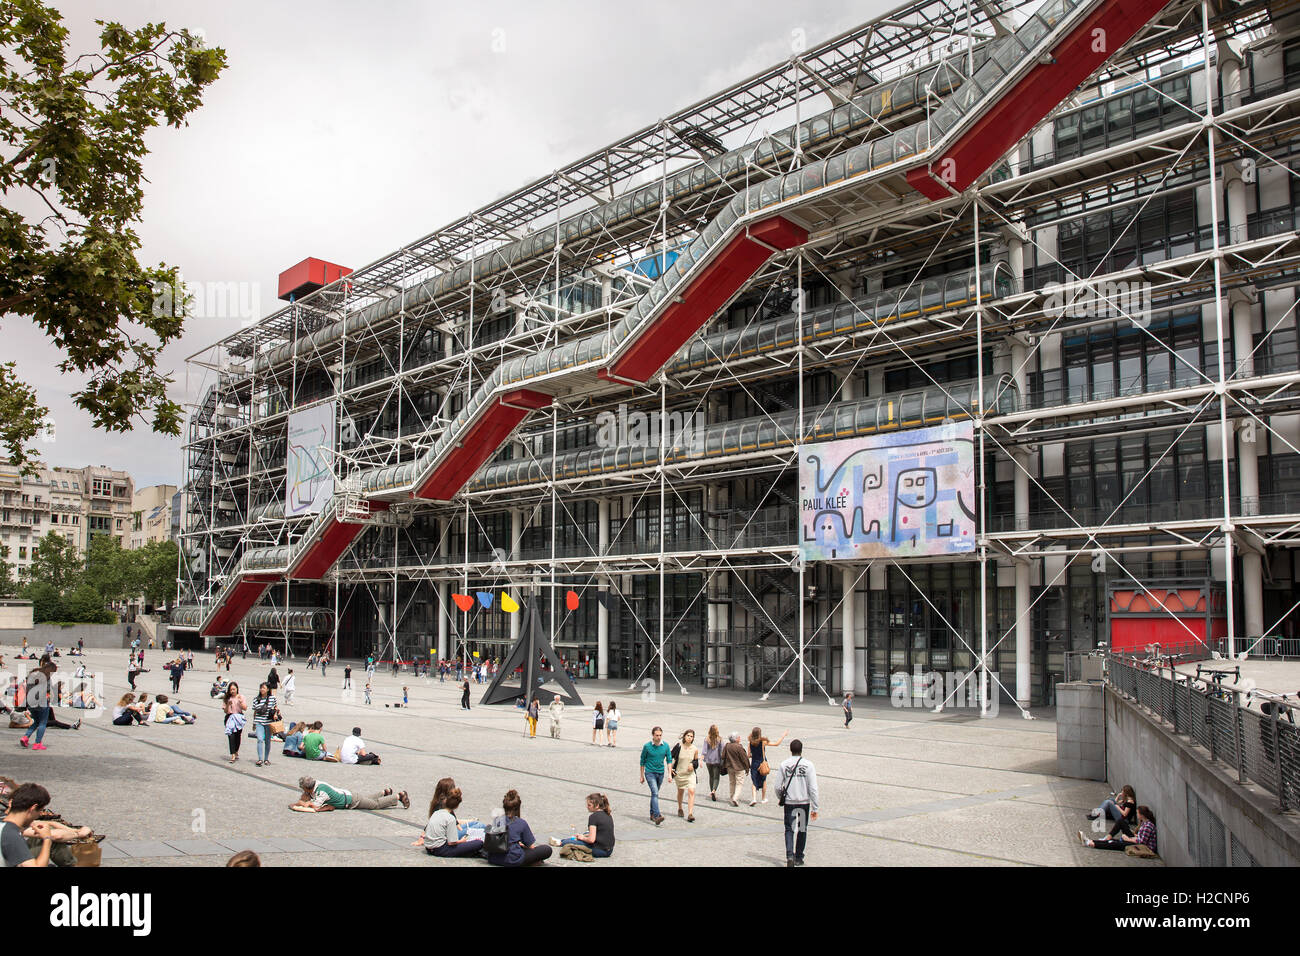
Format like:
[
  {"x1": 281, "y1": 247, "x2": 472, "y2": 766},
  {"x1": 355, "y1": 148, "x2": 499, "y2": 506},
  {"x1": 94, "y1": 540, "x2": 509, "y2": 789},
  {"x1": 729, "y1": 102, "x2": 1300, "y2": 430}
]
[
  {"x1": 775, "y1": 739, "x2": 819, "y2": 867},
  {"x1": 283, "y1": 669, "x2": 296, "y2": 706},
  {"x1": 340, "y1": 726, "x2": 380, "y2": 765}
]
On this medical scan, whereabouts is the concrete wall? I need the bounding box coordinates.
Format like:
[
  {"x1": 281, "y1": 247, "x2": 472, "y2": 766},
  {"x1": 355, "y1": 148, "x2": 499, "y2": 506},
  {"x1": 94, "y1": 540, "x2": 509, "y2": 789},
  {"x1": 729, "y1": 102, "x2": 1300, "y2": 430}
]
[
  {"x1": 0, "y1": 601, "x2": 33, "y2": 629},
  {"x1": 0, "y1": 623, "x2": 127, "y2": 650},
  {"x1": 1056, "y1": 682, "x2": 1105, "y2": 780},
  {"x1": 1105, "y1": 687, "x2": 1300, "y2": 867}
]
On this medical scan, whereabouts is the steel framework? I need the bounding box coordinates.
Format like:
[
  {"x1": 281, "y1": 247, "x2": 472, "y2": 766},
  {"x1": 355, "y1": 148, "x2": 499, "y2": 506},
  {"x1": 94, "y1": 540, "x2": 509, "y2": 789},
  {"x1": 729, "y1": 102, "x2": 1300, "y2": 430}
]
[{"x1": 175, "y1": 0, "x2": 1300, "y2": 716}]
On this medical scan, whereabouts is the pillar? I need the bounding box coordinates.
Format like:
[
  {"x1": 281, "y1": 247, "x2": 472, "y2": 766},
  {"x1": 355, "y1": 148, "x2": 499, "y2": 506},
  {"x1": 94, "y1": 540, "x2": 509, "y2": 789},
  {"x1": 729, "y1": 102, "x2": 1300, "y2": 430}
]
[
  {"x1": 838, "y1": 370, "x2": 859, "y2": 697},
  {"x1": 507, "y1": 507, "x2": 522, "y2": 646},
  {"x1": 597, "y1": 496, "x2": 610, "y2": 680},
  {"x1": 437, "y1": 517, "x2": 450, "y2": 659},
  {"x1": 1011, "y1": 333, "x2": 1032, "y2": 715},
  {"x1": 1222, "y1": 37, "x2": 1262, "y2": 650}
]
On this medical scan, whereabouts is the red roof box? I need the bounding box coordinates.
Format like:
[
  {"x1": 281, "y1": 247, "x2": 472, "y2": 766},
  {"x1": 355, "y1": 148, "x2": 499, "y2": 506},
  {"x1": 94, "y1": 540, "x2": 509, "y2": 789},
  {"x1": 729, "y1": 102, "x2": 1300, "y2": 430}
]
[{"x1": 278, "y1": 257, "x2": 352, "y2": 301}]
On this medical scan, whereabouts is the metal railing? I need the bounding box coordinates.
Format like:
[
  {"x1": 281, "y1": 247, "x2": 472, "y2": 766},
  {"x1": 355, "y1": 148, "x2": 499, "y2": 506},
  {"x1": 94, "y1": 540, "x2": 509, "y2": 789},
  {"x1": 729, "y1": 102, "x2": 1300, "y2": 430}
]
[{"x1": 1105, "y1": 653, "x2": 1300, "y2": 812}]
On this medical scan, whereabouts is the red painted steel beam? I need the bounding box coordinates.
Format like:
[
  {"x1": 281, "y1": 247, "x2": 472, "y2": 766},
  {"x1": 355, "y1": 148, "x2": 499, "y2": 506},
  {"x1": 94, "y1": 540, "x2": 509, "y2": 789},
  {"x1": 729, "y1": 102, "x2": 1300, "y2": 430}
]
[
  {"x1": 604, "y1": 216, "x2": 807, "y2": 384},
  {"x1": 907, "y1": 0, "x2": 1170, "y2": 200}
]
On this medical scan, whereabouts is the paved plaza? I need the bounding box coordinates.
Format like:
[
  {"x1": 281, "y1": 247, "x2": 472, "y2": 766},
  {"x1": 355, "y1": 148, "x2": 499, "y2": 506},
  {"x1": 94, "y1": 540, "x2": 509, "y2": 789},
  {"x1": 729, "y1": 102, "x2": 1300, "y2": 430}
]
[{"x1": 5, "y1": 647, "x2": 1153, "y2": 867}]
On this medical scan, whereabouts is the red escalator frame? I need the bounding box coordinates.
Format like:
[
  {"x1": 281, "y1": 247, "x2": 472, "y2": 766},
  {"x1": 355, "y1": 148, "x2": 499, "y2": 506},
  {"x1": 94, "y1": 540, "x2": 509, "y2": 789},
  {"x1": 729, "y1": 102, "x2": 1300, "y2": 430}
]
[
  {"x1": 200, "y1": 574, "x2": 279, "y2": 637},
  {"x1": 414, "y1": 388, "x2": 553, "y2": 501},
  {"x1": 601, "y1": 216, "x2": 808, "y2": 384},
  {"x1": 907, "y1": 0, "x2": 1171, "y2": 200},
  {"x1": 291, "y1": 501, "x2": 392, "y2": 579}
]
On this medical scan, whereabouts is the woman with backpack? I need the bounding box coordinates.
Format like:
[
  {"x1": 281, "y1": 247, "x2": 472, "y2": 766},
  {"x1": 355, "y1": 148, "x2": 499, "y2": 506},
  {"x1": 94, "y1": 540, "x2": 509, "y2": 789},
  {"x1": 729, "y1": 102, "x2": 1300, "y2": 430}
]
[
  {"x1": 671, "y1": 729, "x2": 702, "y2": 822},
  {"x1": 486, "y1": 789, "x2": 551, "y2": 866}
]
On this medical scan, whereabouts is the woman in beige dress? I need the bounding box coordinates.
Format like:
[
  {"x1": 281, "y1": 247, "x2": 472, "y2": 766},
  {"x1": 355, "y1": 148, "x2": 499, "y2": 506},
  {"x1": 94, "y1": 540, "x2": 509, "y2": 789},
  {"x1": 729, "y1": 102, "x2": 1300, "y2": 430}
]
[{"x1": 672, "y1": 728, "x2": 702, "y2": 822}]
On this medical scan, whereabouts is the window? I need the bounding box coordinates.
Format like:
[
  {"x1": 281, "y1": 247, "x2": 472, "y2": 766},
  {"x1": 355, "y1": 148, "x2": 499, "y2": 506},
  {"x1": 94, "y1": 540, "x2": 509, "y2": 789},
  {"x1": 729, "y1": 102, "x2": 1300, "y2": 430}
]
[{"x1": 17, "y1": 547, "x2": 25, "y2": 559}]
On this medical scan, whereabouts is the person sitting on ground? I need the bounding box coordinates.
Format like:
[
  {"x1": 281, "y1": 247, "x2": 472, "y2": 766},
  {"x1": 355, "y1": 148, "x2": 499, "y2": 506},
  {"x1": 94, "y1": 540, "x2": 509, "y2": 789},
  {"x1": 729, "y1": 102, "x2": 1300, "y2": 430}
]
[
  {"x1": 210, "y1": 676, "x2": 228, "y2": 698},
  {"x1": 111, "y1": 693, "x2": 148, "y2": 726},
  {"x1": 1079, "y1": 805, "x2": 1158, "y2": 854},
  {"x1": 550, "y1": 793, "x2": 615, "y2": 859},
  {"x1": 3, "y1": 783, "x2": 53, "y2": 867},
  {"x1": 1088, "y1": 784, "x2": 1137, "y2": 837},
  {"x1": 151, "y1": 694, "x2": 194, "y2": 725},
  {"x1": 302, "y1": 721, "x2": 339, "y2": 762},
  {"x1": 486, "y1": 788, "x2": 551, "y2": 866},
  {"x1": 341, "y1": 726, "x2": 380, "y2": 765},
  {"x1": 290, "y1": 776, "x2": 409, "y2": 812},
  {"x1": 416, "y1": 778, "x2": 485, "y2": 858},
  {"x1": 282, "y1": 721, "x2": 308, "y2": 757}
]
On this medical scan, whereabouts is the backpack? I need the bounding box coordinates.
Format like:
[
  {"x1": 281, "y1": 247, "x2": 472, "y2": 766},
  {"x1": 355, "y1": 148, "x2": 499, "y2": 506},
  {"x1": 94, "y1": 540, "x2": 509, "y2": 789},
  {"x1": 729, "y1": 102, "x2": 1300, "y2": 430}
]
[
  {"x1": 484, "y1": 817, "x2": 509, "y2": 855},
  {"x1": 776, "y1": 757, "x2": 802, "y2": 807}
]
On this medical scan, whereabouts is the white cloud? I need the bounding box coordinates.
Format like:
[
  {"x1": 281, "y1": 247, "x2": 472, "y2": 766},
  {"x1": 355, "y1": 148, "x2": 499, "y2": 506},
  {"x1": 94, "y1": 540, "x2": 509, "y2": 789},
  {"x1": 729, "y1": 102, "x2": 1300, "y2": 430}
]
[{"x1": 10, "y1": 0, "x2": 888, "y2": 487}]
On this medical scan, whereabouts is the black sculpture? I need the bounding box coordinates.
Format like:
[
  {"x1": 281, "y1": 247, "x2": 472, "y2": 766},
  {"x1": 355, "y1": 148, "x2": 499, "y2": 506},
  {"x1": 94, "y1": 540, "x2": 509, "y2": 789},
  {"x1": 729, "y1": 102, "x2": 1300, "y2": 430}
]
[{"x1": 479, "y1": 602, "x2": 583, "y2": 707}]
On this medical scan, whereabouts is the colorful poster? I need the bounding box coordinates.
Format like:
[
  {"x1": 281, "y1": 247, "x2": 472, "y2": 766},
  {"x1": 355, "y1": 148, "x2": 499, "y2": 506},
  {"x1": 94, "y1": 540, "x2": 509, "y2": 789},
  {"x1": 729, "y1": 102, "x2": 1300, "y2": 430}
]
[
  {"x1": 285, "y1": 402, "x2": 335, "y2": 517},
  {"x1": 799, "y1": 422, "x2": 976, "y2": 561}
]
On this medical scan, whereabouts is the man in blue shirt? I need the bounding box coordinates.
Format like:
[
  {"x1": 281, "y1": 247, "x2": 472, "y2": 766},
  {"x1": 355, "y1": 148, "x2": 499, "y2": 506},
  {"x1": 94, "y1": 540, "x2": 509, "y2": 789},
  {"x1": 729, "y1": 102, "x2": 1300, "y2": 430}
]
[{"x1": 639, "y1": 726, "x2": 671, "y2": 825}]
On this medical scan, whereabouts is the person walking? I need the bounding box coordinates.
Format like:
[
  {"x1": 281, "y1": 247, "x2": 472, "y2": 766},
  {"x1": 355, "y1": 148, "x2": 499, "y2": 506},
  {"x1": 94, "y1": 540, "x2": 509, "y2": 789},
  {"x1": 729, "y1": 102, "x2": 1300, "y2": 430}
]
[
  {"x1": 251, "y1": 682, "x2": 278, "y2": 768},
  {"x1": 460, "y1": 678, "x2": 471, "y2": 710},
  {"x1": 283, "y1": 669, "x2": 296, "y2": 706},
  {"x1": 223, "y1": 682, "x2": 248, "y2": 765},
  {"x1": 843, "y1": 692, "x2": 853, "y2": 729},
  {"x1": 547, "y1": 695, "x2": 565, "y2": 739},
  {"x1": 722, "y1": 732, "x2": 751, "y2": 806},
  {"x1": 267, "y1": 667, "x2": 280, "y2": 696},
  {"x1": 343, "y1": 664, "x2": 352, "y2": 690},
  {"x1": 747, "y1": 726, "x2": 787, "y2": 806},
  {"x1": 638, "y1": 726, "x2": 671, "y2": 826},
  {"x1": 605, "y1": 700, "x2": 620, "y2": 747},
  {"x1": 526, "y1": 695, "x2": 540, "y2": 738},
  {"x1": 775, "y1": 739, "x2": 819, "y2": 867},
  {"x1": 591, "y1": 701, "x2": 605, "y2": 746},
  {"x1": 702, "y1": 725, "x2": 725, "y2": 802},
  {"x1": 364, "y1": 681, "x2": 372, "y2": 705},
  {"x1": 18, "y1": 658, "x2": 56, "y2": 752},
  {"x1": 671, "y1": 729, "x2": 701, "y2": 822},
  {"x1": 169, "y1": 658, "x2": 185, "y2": 694},
  {"x1": 320, "y1": 655, "x2": 328, "y2": 678}
]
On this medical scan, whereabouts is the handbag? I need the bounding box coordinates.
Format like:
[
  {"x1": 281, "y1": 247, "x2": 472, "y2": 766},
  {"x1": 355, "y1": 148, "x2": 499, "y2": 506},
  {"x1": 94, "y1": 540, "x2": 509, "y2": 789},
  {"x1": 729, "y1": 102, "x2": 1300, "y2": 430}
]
[
  {"x1": 70, "y1": 841, "x2": 102, "y2": 867},
  {"x1": 776, "y1": 757, "x2": 802, "y2": 807},
  {"x1": 484, "y1": 817, "x2": 509, "y2": 855}
]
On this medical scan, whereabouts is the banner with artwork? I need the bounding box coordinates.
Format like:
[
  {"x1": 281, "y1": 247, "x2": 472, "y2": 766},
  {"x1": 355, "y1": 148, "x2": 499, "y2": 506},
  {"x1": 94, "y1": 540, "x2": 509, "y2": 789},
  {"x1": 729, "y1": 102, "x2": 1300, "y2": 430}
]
[
  {"x1": 285, "y1": 402, "x2": 335, "y2": 517},
  {"x1": 799, "y1": 421, "x2": 976, "y2": 561}
]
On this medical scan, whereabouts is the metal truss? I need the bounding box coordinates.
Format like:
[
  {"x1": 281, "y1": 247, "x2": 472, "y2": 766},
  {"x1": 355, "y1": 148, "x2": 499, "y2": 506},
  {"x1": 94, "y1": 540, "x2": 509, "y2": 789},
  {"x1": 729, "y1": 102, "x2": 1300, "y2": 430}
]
[{"x1": 179, "y1": 0, "x2": 1299, "y2": 710}]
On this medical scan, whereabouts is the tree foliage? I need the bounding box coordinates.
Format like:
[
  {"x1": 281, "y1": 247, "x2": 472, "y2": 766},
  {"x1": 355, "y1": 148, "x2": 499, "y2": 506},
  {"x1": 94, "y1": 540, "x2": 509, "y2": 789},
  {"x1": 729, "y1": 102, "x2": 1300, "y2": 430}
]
[
  {"x1": 23, "y1": 530, "x2": 176, "y2": 622},
  {"x1": 0, "y1": 2, "x2": 227, "y2": 467}
]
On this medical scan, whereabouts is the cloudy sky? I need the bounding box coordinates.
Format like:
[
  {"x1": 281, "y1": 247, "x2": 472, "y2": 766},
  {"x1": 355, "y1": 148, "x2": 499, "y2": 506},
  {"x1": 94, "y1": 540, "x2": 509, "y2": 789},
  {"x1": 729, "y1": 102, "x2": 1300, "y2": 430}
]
[{"x1": 16, "y1": 0, "x2": 894, "y2": 488}]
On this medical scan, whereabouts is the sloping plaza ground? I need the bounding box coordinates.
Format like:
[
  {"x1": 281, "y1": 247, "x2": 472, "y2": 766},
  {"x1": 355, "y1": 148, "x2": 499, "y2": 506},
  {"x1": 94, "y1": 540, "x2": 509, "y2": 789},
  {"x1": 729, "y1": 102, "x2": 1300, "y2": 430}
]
[{"x1": 3, "y1": 646, "x2": 1155, "y2": 867}]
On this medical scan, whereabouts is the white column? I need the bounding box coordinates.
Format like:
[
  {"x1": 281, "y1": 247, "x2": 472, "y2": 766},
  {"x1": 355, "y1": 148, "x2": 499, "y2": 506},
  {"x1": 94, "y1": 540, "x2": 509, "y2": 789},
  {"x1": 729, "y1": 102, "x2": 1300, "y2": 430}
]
[
  {"x1": 1011, "y1": 333, "x2": 1033, "y2": 714},
  {"x1": 839, "y1": 370, "x2": 858, "y2": 697},
  {"x1": 437, "y1": 517, "x2": 450, "y2": 659},
  {"x1": 510, "y1": 507, "x2": 523, "y2": 646},
  {"x1": 597, "y1": 496, "x2": 610, "y2": 680}
]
